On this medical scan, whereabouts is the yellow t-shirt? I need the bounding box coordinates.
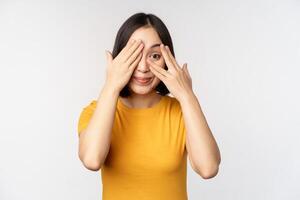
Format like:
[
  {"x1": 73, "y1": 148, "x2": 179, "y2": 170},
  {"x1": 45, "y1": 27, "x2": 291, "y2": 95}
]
[{"x1": 77, "y1": 95, "x2": 188, "y2": 200}]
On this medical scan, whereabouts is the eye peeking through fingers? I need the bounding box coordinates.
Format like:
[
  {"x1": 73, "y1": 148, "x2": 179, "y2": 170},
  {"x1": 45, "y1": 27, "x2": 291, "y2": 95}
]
[{"x1": 149, "y1": 53, "x2": 162, "y2": 61}]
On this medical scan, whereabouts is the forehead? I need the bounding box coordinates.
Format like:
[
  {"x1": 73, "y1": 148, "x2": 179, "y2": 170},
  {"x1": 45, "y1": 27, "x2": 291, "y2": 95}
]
[{"x1": 129, "y1": 27, "x2": 162, "y2": 49}]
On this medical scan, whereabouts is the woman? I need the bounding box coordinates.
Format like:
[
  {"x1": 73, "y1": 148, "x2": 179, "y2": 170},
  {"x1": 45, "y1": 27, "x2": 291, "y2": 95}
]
[{"x1": 77, "y1": 12, "x2": 221, "y2": 200}]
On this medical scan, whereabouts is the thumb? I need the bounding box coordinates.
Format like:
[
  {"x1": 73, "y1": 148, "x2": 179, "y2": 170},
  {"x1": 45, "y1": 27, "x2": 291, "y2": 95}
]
[{"x1": 105, "y1": 50, "x2": 113, "y2": 64}]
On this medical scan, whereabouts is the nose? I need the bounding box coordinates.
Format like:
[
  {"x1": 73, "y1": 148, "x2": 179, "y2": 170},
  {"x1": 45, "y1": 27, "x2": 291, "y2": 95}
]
[{"x1": 136, "y1": 53, "x2": 150, "y2": 73}]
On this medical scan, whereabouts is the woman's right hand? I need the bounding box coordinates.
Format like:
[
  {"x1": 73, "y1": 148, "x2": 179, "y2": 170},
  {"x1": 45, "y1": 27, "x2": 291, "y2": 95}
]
[{"x1": 104, "y1": 39, "x2": 144, "y2": 93}]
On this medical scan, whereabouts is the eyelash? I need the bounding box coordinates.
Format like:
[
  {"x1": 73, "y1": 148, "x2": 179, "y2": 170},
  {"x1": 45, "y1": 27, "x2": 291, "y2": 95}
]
[{"x1": 150, "y1": 53, "x2": 161, "y2": 60}]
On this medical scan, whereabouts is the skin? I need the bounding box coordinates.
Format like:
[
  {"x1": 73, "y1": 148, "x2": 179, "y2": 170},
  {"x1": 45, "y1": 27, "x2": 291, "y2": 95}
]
[{"x1": 119, "y1": 26, "x2": 165, "y2": 108}]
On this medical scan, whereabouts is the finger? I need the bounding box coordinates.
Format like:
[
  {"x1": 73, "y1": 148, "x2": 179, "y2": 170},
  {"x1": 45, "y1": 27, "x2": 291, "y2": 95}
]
[
  {"x1": 160, "y1": 44, "x2": 177, "y2": 73},
  {"x1": 128, "y1": 52, "x2": 142, "y2": 71},
  {"x1": 183, "y1": 63, "x2": 187, "y2": 73},
  {"x1": 123, "y1": 39, "x2": 143, "y2": 63},
  {"x1": 184, "y1": 63, "x2": 191, "y2": 79},
  {"x1": 149, "y1": 64, "x2": 167, "y2": 82},
  {"x1": 183, "y1": 64, "x2": 192, "y2": 88},
  {"x1": 148, "y1": 59, "x2": 170, "y2": 77},
  {"x1": 125, "y1": 42, "x2": 144, "y2": 67},
  {"x1": 165, "y1": 45, "x2": 181, "y2": 70},
  {"x1": 117, "y1": 38, "x2": 136, "y2": 59},
  {"x1": 182, "y1": 63, "x2": 188, "y2": 78}
]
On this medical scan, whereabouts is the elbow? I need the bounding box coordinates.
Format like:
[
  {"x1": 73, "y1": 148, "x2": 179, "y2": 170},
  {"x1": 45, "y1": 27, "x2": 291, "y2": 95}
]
[
  {"x1": 78, "y1": 152, "x2": 102, "y2": 171},
  {"x1": 194, "y1": 162, "x2": 220, "y2": 179},
  {"x1": 201, "y1": 166, "x2": 219, "y2": 179},
  {"x1": 82, "y1": 158, "x2": 102, "y2": 171}
]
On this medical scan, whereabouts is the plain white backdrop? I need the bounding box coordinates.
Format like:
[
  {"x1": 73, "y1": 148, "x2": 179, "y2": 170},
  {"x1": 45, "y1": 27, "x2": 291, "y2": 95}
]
[{"x1": 0, "y1": 0, "x2": 299, "y2": 199}]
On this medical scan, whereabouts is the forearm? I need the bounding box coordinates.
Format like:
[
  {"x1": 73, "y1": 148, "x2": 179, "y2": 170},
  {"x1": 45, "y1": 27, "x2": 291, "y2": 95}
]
[
  {"x1": 179, "y1": 92, "x2": 221, "y2": 173},
  {"x1": 79, "y1": 84, "x2": 119, "y2": 170}
]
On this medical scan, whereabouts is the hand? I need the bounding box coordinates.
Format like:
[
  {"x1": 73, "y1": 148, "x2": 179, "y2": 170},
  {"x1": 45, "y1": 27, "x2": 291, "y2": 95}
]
[
  {"x1": 147, "y1": 44, "x2": 193, "y2": 102},
  {"x1": 104, "y1": 39, "x2": 144, "y2": 92}
]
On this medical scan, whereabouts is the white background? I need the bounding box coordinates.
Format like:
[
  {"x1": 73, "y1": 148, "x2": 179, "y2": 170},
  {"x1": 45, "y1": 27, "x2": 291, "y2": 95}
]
[{"x1": 0, "y1": 0, "x2": 299, "y2": 199}]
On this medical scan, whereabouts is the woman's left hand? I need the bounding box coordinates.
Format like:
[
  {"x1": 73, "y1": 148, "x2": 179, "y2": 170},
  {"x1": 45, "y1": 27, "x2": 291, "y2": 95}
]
[{"x1": 148, "y1": 44, "x2": 194, "y2": 102}]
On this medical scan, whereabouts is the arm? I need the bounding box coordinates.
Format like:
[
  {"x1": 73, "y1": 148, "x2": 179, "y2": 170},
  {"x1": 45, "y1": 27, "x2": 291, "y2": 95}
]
[
  {"x1": 180, "y1": 92, "x2": 221, "y2": 179},
  {"x1": 78, "y1": 84, "x2": 119, "y2": 171},
  {"x1": 146, "y1": 43, "x2": 221, "y2": 179},
  {"x1": 77, "y1": 39, "x2": 144, "y2": 171}
]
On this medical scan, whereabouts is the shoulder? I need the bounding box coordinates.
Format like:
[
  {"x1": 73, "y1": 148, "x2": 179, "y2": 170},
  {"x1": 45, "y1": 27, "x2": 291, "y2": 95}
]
[
  {"x1": 77, "y1": 99, "x2": 97, "y2": 135},
  {"x1": 78, "y1": 99, "x2": 98, "y2": 117},
  {"x1": 82, "y1": 99, "x2": 97, "y2": 110},
  {"x1": 164, "y1": 95, "x2": 181, "y2": 106},
  {"x1": 163, "y1": 95, "x2": 182, "y2": 113}
]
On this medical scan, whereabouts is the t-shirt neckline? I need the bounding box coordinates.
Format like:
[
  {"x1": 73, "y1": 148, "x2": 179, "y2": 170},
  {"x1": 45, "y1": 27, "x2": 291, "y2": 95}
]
[{"x1": 117, "y1": 95, "x2": 166, "y2": 114}]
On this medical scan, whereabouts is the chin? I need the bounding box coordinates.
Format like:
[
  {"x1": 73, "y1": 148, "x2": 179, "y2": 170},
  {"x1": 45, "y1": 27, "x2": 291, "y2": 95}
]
[{"x1": 129, "y1": 84, "x2": 154, "y2": 95}]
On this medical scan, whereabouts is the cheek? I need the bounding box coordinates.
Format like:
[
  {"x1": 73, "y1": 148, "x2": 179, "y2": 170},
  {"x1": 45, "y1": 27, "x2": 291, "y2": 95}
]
[
  {"x1": 154, "y1": 59, "x2": 165, "y2": 67},
  {"x1": 150, "y1": 61, "x2": 166, "y2": 72},
  {"x1": 151, "y1": 77, "x2": 161, "y2": 85}
]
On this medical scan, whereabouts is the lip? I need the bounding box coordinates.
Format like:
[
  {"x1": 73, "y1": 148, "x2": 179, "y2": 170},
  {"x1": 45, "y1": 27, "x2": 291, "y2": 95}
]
[
  {"x1": 134, "y1": 76, "x2": 153, "y2": 80},
  {"x1": 133, "y1": 76, "x2": 153, "y2": 85}
]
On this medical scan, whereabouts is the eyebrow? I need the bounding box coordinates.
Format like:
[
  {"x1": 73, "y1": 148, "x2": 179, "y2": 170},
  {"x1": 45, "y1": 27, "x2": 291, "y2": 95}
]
[{"x1": 149, "y1": 43, "x2": 162, "y2": 48}]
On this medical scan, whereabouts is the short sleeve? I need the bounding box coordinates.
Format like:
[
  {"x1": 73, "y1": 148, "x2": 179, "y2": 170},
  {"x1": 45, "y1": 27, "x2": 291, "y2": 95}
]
[
  {"x1": 178, "y1": 104, "x2": 187, "y2": 152},
  {"x1": 77, "y1": 100, "x2": 97, "y2": 136},
  {"x1": 171, "y1": 97, "x2": 187, "y2": 153}
]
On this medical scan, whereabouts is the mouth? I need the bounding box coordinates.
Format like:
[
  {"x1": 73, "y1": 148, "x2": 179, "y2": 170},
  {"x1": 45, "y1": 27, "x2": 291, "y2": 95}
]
[{"x1": 133, "y1": 76, "x2": 153, "y2": 85}]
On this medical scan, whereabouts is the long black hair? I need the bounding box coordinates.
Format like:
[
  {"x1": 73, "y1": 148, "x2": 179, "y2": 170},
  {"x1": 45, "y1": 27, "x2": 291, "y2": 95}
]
[{"x1": 112, "y1": 12, "x2": 175, "y2": 97}]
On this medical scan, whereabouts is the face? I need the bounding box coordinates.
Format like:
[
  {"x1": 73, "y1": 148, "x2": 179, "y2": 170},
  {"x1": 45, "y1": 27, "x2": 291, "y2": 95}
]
[{"x1": 127, "y1": 26, "x2": 166, "y2": 95}]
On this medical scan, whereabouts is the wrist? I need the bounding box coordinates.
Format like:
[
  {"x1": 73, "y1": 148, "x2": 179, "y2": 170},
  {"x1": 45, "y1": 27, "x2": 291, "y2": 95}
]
[
  {"x1": 179, "y1": 91, "x2": 197, "y2": 106},
  {"x1": 100, "y1": 84, "x2": 120, "y2": 99}
]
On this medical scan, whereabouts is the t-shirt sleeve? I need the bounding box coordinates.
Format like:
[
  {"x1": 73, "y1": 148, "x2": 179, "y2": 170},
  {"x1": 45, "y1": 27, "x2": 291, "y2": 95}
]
[
  {"x1": 77, "y1": 100, "x2": 97, "y2": 136},
  {"x1": 178, "y1": 105, "x2": 187, "y2": 152},
  {"x1": 179, "y1": 108, "x2": 186, "y2": 138},
  {"x1": 171, "y1": 98, "x2": 187, "y2": 153}
]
